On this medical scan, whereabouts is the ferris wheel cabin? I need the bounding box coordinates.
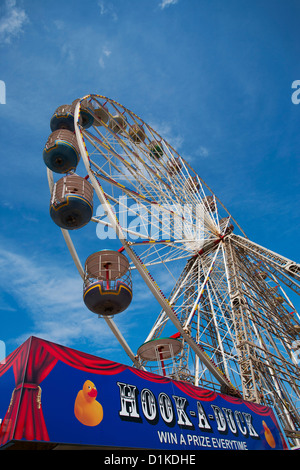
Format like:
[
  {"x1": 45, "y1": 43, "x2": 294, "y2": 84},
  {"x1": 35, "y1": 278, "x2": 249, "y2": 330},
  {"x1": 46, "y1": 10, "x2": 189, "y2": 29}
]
[
  {"x1": 137, "y1": 336, "x2": 183, "y2": 378},
  {"x1": 167, "y1": 156, "x2": 182, "y2": 174},
  {"x1": 203, "y1": 195, "x2": 216, "y2": 212},
  {"x1": 185, "y1": 176, "x2": 200, "y2": 192},
  {"x1": 83, "y1": 250, "x2": 132, "y2": 317},
  {"x1": 50, "y1": 99, "x2": 95, "y2": 133},
  {"x1": 43, "y1": 129, "x2": 80, "y2": 174},
  {"x1": 50, "y1": 104, "x2": 75, "y2": 132},
  {"x1": 72, "y1": 98, "x2": 94, "y2": 129},
  {"x1": 108, "y1": 114, "x2": 127, "y2": 133},
  {"x1": 50, "y1": 174, "x2": 93, "y2": 230},
  {"x1": 93, "y1": 105, "x2": 109, "y2": 126},
  {"x1": 149, "y1": 140, "x2": 163, "y2": 159},
  {"x1": 129, "y1": 124, "x2": 146, "y2": 143}
]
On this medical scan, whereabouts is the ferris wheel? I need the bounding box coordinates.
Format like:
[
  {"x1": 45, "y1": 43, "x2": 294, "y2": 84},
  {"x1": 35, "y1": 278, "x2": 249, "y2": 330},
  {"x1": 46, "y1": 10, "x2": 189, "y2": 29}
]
[{"x1": 43, "y1": 94, "x2": 300, "y2": 447}]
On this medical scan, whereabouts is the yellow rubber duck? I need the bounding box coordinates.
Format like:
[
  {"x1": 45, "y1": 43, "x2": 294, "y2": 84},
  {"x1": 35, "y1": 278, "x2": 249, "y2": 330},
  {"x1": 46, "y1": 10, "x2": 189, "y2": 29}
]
[
  {"x1": 74, "y1": 380, "x2": 103, "y2": 426},
  {"x1": 262, "y1": 420, "x2": 276, "y2": 448}
]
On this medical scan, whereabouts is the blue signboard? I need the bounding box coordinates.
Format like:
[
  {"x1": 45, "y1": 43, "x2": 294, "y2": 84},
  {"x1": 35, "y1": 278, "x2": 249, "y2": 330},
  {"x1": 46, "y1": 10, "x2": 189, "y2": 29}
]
[{"x1": 0, "y1": 337, "x2": 288, "y2": 450}]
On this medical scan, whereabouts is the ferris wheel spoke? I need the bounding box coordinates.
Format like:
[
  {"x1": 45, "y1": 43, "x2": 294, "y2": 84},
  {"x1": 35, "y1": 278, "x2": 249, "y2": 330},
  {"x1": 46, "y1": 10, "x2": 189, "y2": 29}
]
[
  {"x1": 146, "y1": 256, "x2": 201, "y2": 340},
  {"x1": 183, "y1": 244, "x2": 222, "y2": 329}
]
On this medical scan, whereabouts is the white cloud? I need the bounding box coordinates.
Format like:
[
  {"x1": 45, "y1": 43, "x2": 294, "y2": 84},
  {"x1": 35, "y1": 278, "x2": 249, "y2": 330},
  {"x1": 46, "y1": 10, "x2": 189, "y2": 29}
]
[
  {"x1": 196, "y1": 146, "x2": 209, "y2": 158},
  {"x1": 98, "y1": 1, "x2": 118, "y2": 21},
  {"x1": 61, "y1": 43, "x2": 75, "y2": 65},
  {"x1": 0, "y1": 0, "x2": 28, "y2": 44},
  {"x1": 99, "y1": 44, "x2": 112, "y2": 68},
  {"x1": 159, "y1": 0, "x2": 179, "y2": 9},
  {"x1": 53, "y1": 19, "x2": 65, "y2": 30}
]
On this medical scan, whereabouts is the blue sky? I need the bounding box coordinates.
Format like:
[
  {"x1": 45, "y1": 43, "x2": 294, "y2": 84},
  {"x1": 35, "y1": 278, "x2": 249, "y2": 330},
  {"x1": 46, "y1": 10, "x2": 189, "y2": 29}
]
[{"x1": 0, "y1": 0, "x2": 299, "y2": 363}]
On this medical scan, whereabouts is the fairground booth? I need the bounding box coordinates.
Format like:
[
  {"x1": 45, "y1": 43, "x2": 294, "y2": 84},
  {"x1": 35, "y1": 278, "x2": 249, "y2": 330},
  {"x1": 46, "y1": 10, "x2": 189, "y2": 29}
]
[{"x1": 0, "y1": 336, "x2": 288, "y2": 450}]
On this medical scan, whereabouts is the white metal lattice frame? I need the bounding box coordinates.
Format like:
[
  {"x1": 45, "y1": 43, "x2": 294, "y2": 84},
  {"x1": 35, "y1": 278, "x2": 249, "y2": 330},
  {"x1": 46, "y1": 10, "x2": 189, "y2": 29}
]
[{"x1": 47, "y1": 95, "x2": 300, "y2": 445}]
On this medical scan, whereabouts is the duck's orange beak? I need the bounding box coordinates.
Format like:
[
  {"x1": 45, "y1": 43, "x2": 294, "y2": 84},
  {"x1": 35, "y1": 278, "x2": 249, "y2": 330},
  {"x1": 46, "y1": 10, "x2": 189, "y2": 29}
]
[{"x1": 88, "y1": 387, "x2": 97, "y2": 398}]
